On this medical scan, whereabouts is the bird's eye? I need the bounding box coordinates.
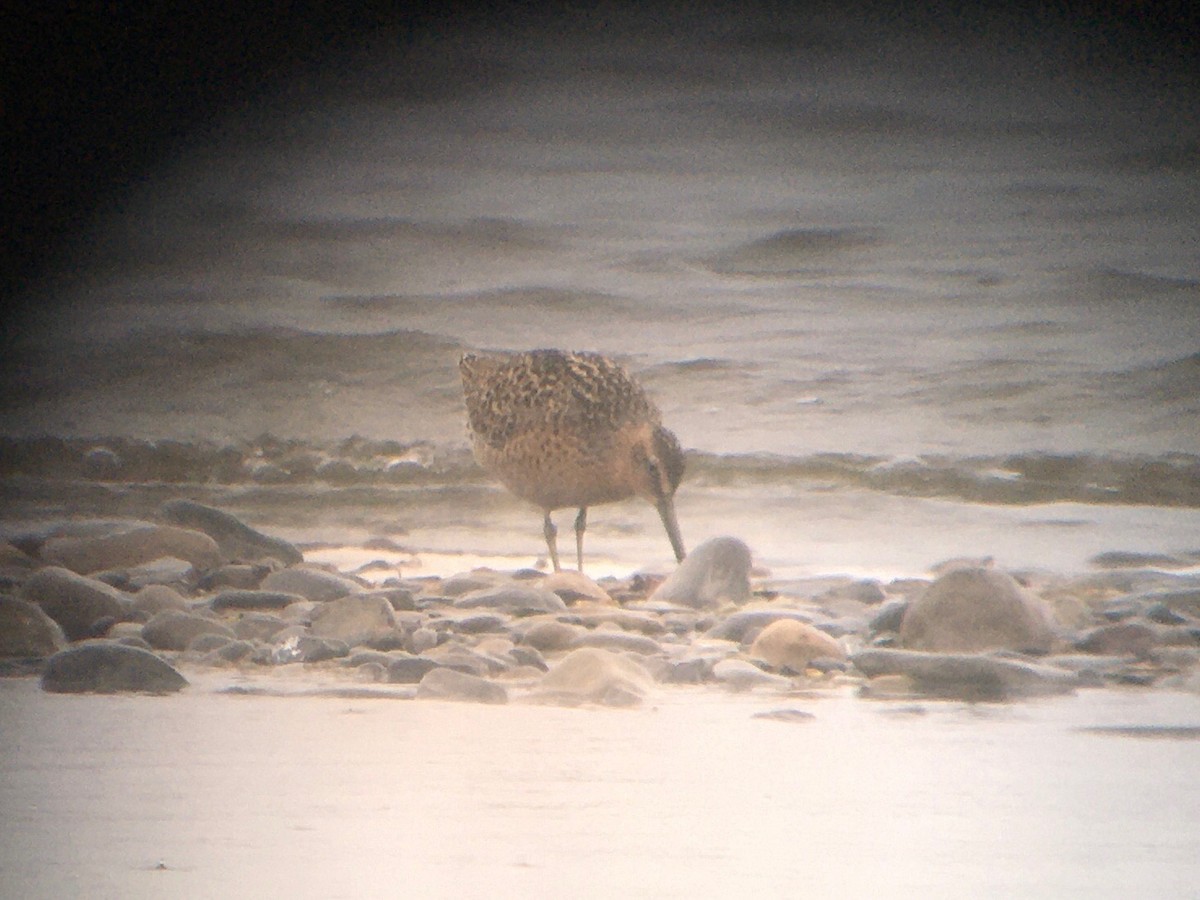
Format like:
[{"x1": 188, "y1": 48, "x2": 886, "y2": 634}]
[{"x1": 644, "y1": 459, "x2": 664, "y2": 493}]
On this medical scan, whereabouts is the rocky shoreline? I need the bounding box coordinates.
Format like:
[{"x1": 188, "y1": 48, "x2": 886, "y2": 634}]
[{"x1": 3, "y1": 500, "x2": 1199, "y2": 706}]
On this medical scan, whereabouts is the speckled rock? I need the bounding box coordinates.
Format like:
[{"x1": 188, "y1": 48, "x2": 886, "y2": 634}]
[
  {"x1": 0, "y1": 598, "x2": 69, "y2": 657},
  {"x1": 650, "y1": 536, "x2": 752, "y2": 610},
  {"x1": 18, "y1": 566, "x2": 130, "y2": 641},
  {"x1": 41, "y1": 642, "x2": 188, "y2": 694},
  {"x1": 900, "y1": 567, "x2": 1056, "y2": 653}
]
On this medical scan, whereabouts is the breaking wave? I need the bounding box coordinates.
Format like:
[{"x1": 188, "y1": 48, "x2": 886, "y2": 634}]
[{"x1": 3, "y1": 435, "x2": 1198, "y2": 509}]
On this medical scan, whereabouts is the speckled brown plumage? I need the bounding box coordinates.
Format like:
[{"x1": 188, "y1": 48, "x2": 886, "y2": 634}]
[{"x1": 460, "y1": 349, "x2": 686, "y2": 571}]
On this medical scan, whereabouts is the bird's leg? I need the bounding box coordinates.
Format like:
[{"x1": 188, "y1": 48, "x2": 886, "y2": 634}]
[
  {"x1": 574, "y1": 507, "x2": 587, "y2": 572},
  {"x1": 543, "y1": 512, "x2": 561, "y2": 572}
]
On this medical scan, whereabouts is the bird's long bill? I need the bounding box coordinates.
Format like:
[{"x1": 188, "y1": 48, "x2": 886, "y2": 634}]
[{"x1": 656, "y1": 496, "x2": 686, "y2": 563}]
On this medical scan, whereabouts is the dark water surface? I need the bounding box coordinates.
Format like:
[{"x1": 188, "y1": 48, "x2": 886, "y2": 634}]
[{"x1": 4, "y1": 5, "x2": 1199, "y2": 577}]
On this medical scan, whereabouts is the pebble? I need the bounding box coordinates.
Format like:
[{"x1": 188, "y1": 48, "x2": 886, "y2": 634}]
[{"x1": 7, "y1": 504, "x2": 1198, "y2": 706}]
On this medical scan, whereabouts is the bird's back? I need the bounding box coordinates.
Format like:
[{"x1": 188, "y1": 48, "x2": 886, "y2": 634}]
[{"x1": 459, "y1": 349, "x2": 664, "y2": 509}]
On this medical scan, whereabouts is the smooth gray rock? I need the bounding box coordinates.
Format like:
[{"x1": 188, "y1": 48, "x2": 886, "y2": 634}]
[
  {"x1": 210, "y1": 589, "x2": 304, "y2": 611},
  {"x1": 900, "y1": 567, "x2": 1056, "y2": 653},
  {"x1": 650, "y1": 536, "x2": 752, "y2": 610},
  {"x1": 518, "y1": 620, "x2": 583, "y2": 652},
  {"x1": 415, "y1": 667, "x2": 508, "y2": 704},
  {"x1": 261, "y1": 566, "x2": 363, "y2": 602},
  {"x1": 160, "y1": 499, "x2": 302, "y2": 565},
  {"x1": 852, "y1": 648, "x2": 1079, "y2": 700},
  {"x1": 41, "y1": 525, "x2": 220, "y2": 575},
  {"x1": 18, "y1": 566, "x2": 130, "y2": 641},
  {"x1": 386, "y1": 656, "x2": 441, "y2": 683},
  {"x1": 309, "y1": 595, "x2": 397, "y2": 646},
  {"x1": 232, "y1": 612, "x2": 289, "y2": 642},
  {"x1": 1074, "y1": 622, "x2": 1160, "y2": 658},
  {"x1": 454, "y1": 583, "x2": 567, "y2": 615},
  {"x1": 130, "y1": 584, "x2": 190, "y2": 617},
  {"x1": 0, "y1": 597, "x2": 69, "y2": 657},
  {"x1": 570, "y1": 630, "x2": 663, "y2": 656},
  {"x1": 142, "y1": 610, "x2": 236, "y2": 651},
  {"x1": 41, "y1": 642, "x2": 188, "y2": 694}
]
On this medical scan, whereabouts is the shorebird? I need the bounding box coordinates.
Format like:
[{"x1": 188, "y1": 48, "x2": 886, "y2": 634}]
[{"x1": 459, "y1": 349, "x2": 686, "y2": 571}]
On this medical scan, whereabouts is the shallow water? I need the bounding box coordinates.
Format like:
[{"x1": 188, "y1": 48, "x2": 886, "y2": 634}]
[
  {"x1": 1, "y1": 676, "x2": 1197, "y2": 899},
  {"x1": 4, "y1": 6, "x2": 1199, "y2": 578}
]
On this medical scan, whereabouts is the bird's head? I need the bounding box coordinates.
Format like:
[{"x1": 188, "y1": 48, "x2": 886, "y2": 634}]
[{"x1": 629, "y1": 424, "x2": 686, "y2": 562}]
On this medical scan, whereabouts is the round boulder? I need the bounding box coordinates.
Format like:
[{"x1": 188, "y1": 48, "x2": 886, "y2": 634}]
[
  {"x1": 0, "y1": 597, "x2": 69, "y2": 657},
  {"x1": 748, "y1": 618, "x2": 846, "y2": 673},
  {"x1": 649, "y1": 536, "x2": 752, "y2": 610},
  {"x1": 41, "y1": 642, "x2": 188, "y2": 694},
  {"x1": 142, "y1": 610, "x2": 236, "y2": 651},
  {"x1": 18, "y1": 566, "x2": 130, "y2": 641},
  {"x1": 309, "y1": 595, "x2": 398, "y2": 647},
  {"x1": 131, "y1": 584, "x2": 189, "y2": 617},
  {"x1": 900, "y1": 567, "x2": 1056, "y2": 653}
]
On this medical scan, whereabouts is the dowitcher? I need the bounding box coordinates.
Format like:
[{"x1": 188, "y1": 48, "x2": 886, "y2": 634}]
[{"x1": 459, "y1": 349, "x2": 686, "y2": 571}]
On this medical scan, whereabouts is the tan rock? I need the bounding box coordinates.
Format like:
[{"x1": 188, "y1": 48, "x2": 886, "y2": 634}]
[{"x1": 748, "y1": 618, "x2": 846, "y2": 672}]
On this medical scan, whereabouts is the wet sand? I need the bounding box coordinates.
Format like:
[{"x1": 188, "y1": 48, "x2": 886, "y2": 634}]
[{"x1": 2, "y1": 674, "x2": 1197, "y2": 899}]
